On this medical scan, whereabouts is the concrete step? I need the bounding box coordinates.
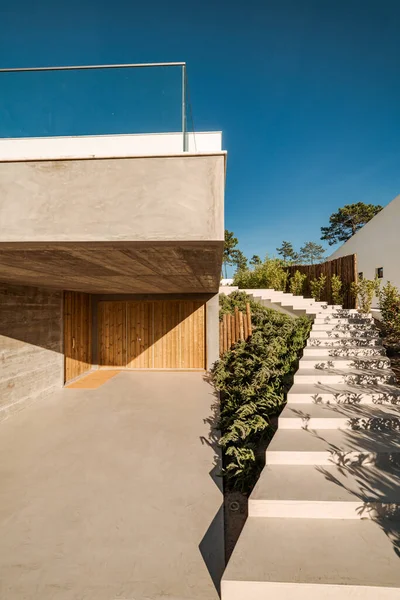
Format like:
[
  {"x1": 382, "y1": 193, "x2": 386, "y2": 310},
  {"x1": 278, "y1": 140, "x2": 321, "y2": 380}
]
[
  {"x1": 249, "y1": 464, "x2": 400, "y2": 519},
  {"x1": 307, "y1": 336, "x2": 382, "y2": 347},
  {"x1": 265, "y1": 428, "x2": 400, "y2": 466},
  {"x1": 221, "y1": 518, "x2": 400, "y2": 599},
  {"x1": 303, "y1": 346, "x2": 386, "y2": 357},
  {"x1": 294, "y1": 367, "x2": 396, "y2": 385},
  {"x1": 299, "y1": 355, "x2": 391, "y2": 370},
  {"x1": 287, "y1": 382, "x2": 400, "y2": 404},
  {"x1": 312, "y1": 323, "x2": 377, "y2": 332},
  {"x1": 314, "y1": 316, "x2": 373, "y2": 325},
  {"x1": 278, "y1": 402, "x2": 400, "y2": 429},
  {"x1": 309, "y1": 329, "x2": 379, "y2": 339}
]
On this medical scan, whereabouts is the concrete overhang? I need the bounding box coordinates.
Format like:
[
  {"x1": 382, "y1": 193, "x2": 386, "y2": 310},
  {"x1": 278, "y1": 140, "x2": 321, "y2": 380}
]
[{"x1": 0, "y1": 133, "x2": 225, "y2": 293}]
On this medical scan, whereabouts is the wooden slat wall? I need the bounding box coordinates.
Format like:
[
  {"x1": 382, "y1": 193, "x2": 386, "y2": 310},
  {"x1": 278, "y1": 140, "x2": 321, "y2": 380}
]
[
  {"x1": 64, "y1": 291, "x2": 92, "y2": 382},
  {"x1": 180, "y1": 301, "x2": 205, "y2": 369},
  {"x1": 98, "y1": 301, "x2": 126, "y2": 367},
  {"x1": 153, "y1": 301, "x2": 181, "y2": 369},
  {"x1": 98, "y1": 300, "x2": 205, "y2": 370},
  {"x1": 127, "y1": 301, "x2": 153, "y2": 368},
  {"x1": 219, "y1": 303, "x2": 252, "y2": 356},
  {"x1": 285, "y1": 254, "x2": 357, "y2": 309}
]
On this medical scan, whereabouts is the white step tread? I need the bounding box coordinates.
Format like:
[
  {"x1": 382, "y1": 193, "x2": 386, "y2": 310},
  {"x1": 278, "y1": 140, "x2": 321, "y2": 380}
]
[
  {"x1": 303, "y1": 346, "x2": 386, "y2": 355},
  {"x1": 287, "y1": 382, "x2": 400, "y2": 403},
  {"x1": 300, "y1": 355, "x2": 390, "y2": 365},
  {"x1": 307, "y1": 337, "x2": 382, "y2": 346},
  {"x1": 294, "y1": 367, "x2": 395, "y2": 384},
  {"x1": 266, "y1": 428, "x2": 400, "y2": 464},
  {"x1": 249, "y1": 464, "x2": 400, "y2": 509},
  {"x1": 279, "y1": 401, "x2": 400, "y2": 425},
  {"x1": 222, "y1": 518, "x2": 400, "y2": 595}
]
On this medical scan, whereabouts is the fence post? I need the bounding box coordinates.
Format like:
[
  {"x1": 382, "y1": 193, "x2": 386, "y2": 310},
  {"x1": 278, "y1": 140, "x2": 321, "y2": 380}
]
[
  {"x1": 246, "y1": 302, "x2": 252, "y2": 336},
  {"x1": 239, "y1": 311, "x2": 244, "y2": 340}
]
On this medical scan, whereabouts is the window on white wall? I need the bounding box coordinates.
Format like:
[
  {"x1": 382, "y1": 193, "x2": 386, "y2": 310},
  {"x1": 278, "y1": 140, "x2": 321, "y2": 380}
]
[{"x1": 376, "y1": 267, "x2": 384, "y2": 279}]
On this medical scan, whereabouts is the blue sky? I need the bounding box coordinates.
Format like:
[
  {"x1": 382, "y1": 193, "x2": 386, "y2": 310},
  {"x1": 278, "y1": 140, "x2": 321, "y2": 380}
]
[{"x1": 1, "y1": 0, "x2": 399, "y2": 263}]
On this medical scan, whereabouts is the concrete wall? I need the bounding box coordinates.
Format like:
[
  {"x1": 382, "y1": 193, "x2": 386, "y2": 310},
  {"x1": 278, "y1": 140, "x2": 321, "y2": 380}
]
[
  {"x1": 329, "y1": 194, "x2": 400, "y2": 305},
  {"x1": 0, "y1": 154, "x2": 225, "y2": 243},
  {"x1": 0, "y1": 283, "x2": 63, "y2": 421},
  {"x1": 0, "y1": 132, "x2": 223, "y2": 161}
]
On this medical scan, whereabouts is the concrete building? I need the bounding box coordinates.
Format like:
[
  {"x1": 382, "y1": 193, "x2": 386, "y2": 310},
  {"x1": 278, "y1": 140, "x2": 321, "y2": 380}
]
[
  {"x1": 0, "y1": 85, "x2": 226, "y2": 598},
  {"x1": 0, "y1": 130, "x2": 226, "y2": 418},
  {"x1": 329, "y1": 194, "x2": 400, "y2": 305}
]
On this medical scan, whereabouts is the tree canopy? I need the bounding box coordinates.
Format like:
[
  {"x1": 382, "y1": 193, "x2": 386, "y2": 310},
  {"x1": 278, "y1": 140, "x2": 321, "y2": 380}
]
[
  {"x1": 299, "y1": 241, "x2": 325, "y2": 265},
  {"x1": 249, "y1": 255, "x2": 262, "y2": 266},
  {"x1": 233, "y1": 249, "x2": 248, "y2": 272},
  {"x1": 223, "y1": 230, "x2": 239, "y2": 278},
  {"x1": 276, "y1": 241, "x2": 298, "y2": 262},
  {"x1": 321, "y1": 202, "x2": 383, "y2": 246}
]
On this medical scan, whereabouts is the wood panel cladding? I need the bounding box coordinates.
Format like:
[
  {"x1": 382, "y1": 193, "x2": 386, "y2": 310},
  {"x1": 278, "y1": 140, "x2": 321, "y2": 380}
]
[
  {"x1": 97, "y1": 300, "x2": 205, "y2": 370},
  {"x1": 98, "y1": 301, "x2": 126, "y2": 368},
  {"x1": 64, "y1": 291, "x2": 92, "y2": 382}
]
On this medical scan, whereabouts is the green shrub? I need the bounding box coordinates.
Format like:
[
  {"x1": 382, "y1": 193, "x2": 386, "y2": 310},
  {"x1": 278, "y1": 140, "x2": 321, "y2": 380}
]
[
  {"x1": 351, "y1": 277, "x2": 380, "y2": 314},
  {"x1": 331, "y1": 274, "x2": 344, "y2": 306},
  {"x1": 212, "y1": 292, "x2": 312, "y2": 493},
  {"x1": 379, "y1": 282, "x2": 400, "y2": 339},
  {"x1": 310, "y1": 274, "x2": 327, "y2": 302},
  {"x1": 233, "y1": 258, "x2": 288, "y2": 291},
  {"x1": 289, "y1": 270, "x2": 307, "y2": 296}
]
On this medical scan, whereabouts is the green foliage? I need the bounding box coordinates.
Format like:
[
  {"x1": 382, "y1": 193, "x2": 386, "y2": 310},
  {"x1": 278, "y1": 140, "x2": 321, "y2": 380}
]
[
  {"x1": 250, "y1": 255, "x2": 262, "y2": 266},
  {"x1": 331, "y1": 274, "x2": 344, "y2": 306},
  {"x1": 351, "y1": 277, "x2": 380, "y2": 314},
  {"x1": 276, "y1": 241, "x2": 298, "y2": 262},
  {"x1": 321, "y1": 203, "x2": 383, "y2": 246},
  {"x1": 213, "y1": 292, "x2": 312, "y2": 493},
  {"x1": 289, "y1": 270, "x2": 307, "y2": 296},
  {"x1": 299, "y1": 241, "x2": 325, "y2": 265},
  {"x1": 379, "y1": 282, "x2": 400, "y2": 340},
  {"x1": 233, "y1": 249, "x2": 248, "y2": 272},
  {"x1": 223, "y1": 229, "x2": 239, "y2": 278},
  {"x1": 233, "y1": 257, "x2": 289, "y2": 291},
  {"x1": 310, "y1": 274, "x2": 327, "y2": 302}
]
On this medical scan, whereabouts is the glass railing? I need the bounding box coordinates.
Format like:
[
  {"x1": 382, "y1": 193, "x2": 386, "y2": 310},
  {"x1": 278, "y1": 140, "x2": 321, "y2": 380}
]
[{"x1": 0, "y1": 62, "x2": 189, "y2": 150}]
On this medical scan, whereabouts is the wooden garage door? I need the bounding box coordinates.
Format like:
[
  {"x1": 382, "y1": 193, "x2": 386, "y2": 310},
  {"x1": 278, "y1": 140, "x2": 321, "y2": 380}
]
[
  {"x1": 98, "y1": 300, "x2": 205, "y2": 369},
  {"x1": 64, "y1": 291, "x2": 92, "y2": 383}
]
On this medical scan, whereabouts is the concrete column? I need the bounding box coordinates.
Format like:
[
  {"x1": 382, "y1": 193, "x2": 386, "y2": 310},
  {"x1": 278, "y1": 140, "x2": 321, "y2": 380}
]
[{"x1": 206, "y1": 293, "x2": 220, "y2": 371}]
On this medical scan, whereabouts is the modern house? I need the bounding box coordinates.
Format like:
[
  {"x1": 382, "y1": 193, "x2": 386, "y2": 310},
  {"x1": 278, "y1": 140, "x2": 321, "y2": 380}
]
[
  {"x1": 0, "y1": 64, "x2": 227, "y2": 600},
  {"x1": 0, "y1": 129, "x2": 225, "y2": 417},
  {"x1": 330, "y1": 193, "x2": 400, "y2": 302}
]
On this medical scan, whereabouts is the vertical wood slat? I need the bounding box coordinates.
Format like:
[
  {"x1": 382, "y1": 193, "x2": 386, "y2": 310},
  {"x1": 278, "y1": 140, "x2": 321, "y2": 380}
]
[
  {"x1": 64, "y1": 291, "x2": 92, "y2": 383},
  {"x1": 246, "y1": 303, "x2": 252, "y2": 336},
  {"x1": 239, "y1": 311, "x2": 244, "y2": 340},
  {"x1": 219, "y1": 305, "x2": 253, "y2": 356},
  {"x1": 234, "y1": 307, "x2": 239, "y2": 343},
  {"x1": 227, "y1": 312, "x2": 232, "y2": 350},
  {"x1": 243, "y1": 312, "x2": 248, "y2": 340}
]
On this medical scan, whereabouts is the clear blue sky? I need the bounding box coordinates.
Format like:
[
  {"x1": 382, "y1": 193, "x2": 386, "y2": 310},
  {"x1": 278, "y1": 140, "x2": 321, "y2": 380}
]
[{"x1": 1, "y1": 0, "x2": 399, "y2": 262}]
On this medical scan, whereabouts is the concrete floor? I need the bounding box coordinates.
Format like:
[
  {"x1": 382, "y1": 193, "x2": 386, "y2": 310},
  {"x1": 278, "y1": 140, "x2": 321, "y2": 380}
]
[{"x1": 0, "y1": 372, "x2": 224, "y2": 600}]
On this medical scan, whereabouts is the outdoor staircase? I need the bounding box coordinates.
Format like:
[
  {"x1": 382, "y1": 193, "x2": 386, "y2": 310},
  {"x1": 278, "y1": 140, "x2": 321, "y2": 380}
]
[{"x1": 220, "y1": 288, "x2": 400, "y2": 600}]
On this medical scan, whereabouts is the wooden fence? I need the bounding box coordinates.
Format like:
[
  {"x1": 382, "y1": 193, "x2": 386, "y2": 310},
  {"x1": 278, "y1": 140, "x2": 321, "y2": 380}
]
[
  {"x1": 220, "y1": 303, "x2": 252, "y2": 356},
  {"x1": 285, "y1": 254, "x2": 357, "y2": 309}
]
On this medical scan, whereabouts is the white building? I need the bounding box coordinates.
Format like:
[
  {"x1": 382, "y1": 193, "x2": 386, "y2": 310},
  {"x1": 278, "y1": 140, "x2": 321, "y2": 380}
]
[{"x1": 330, "y1": 193, "x2": 400, "y2": 305}]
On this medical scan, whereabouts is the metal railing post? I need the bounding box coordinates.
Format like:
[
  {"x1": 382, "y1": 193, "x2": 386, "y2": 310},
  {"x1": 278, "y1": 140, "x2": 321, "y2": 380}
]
[{"x1": 182, "y1": 64, "x2": 188, "y2": 152}]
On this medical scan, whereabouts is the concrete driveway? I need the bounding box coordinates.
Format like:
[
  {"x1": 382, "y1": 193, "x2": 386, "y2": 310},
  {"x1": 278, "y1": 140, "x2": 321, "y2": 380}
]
[{"x1": 0, "y1": 372, "x2": 224, "y2": 600}]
